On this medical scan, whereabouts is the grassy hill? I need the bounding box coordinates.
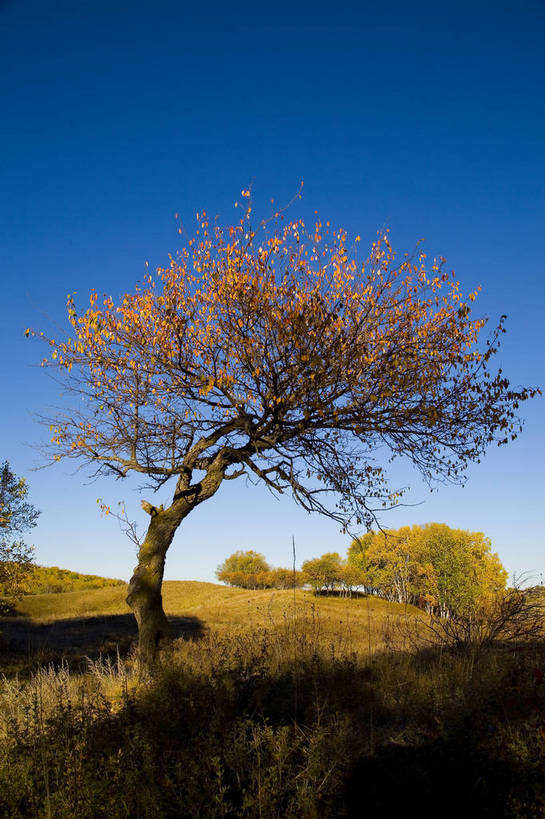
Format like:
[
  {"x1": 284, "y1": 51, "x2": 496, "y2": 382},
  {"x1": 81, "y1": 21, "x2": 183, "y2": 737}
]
[
  {"x1": 1, "y1": 581, "x2": 544, "y2": 816},
  {"x1": 11, "y1": 579, "x2": 409, "y2": 627},
  {"x1": 3, "y1": 581, "x2": 417, "y2": 672}
]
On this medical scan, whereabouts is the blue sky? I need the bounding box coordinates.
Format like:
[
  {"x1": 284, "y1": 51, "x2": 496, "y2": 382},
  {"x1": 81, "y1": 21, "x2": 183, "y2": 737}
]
[{"x1": 1, "y1": 0, "x2": 543, "y2": 584}]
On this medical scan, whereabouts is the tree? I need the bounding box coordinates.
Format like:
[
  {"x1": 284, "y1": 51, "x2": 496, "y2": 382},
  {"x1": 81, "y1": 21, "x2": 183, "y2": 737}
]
[
  {"x1": 346, "y1": 531, "x2": 375, "y2": 573},
  {"x1": 0, "y1": 461, "x2": 39, "y2": 600},
  {"x1": 302, "y1": 552, "x2": 343, "y2": 593},
  {"x1": 338, "y1": 563, "x2": 367, "y2": 597},
  {"x1": 418, "y1": 523, "x2": 507, "y2": 617},
  {"x1": 217, "y1": 549, "x2": 270, "y2": 577},
  {"x1": 347, "y1": 523, "x2": 507, "y2": 614},
  {"x1": 216, "y1": 549, "x2": 270, "y2": 588},
  {"x1": 348, "y1": 527, "x2": 435, "y2": 605},
  {"x1": 216, "y1": 552, "x2": 306, "y2": 589},
  {"x1": 30, "y1": 195, "x2": 537, "y2": 664}
]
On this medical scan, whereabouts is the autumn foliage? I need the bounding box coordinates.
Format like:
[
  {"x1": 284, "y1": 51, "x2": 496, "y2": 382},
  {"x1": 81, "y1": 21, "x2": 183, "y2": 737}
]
[
  {"x1": 347, "y1": 523, "x2": 507, "y2": 615},
  {"x1": 35, "y1": 195, "x2": 534, "y2": 524},
  {"x1": 215, "y1": 550, "x2": 305, "y2": 590}
]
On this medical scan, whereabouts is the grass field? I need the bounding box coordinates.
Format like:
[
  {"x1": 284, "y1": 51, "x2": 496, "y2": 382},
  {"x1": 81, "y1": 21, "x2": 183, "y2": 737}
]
[
  {"x1": 1, "y1": 581, "x2": 545, "y2": 816},
  {"x1": 1, "y1": 581, "x2": 417, "y2": 677}
]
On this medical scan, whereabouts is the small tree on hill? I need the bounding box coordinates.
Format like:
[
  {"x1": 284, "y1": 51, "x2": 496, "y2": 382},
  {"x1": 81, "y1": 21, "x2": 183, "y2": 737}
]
[
  {"x1": 30, "y1": 195, "x2": 538, "y2": 664},
  {"x1": 420, "y1": 523, "x2": 507, "y2": 617},
  {"x1": 0, "y1": 461, "x2": 39, "y2": 601},
  {"x1": 302, "y1": 552, "x2": 344, "y2": 594},
  {"x1": 338, "y1": 564, "x2": 367, "y2": 597},
  {"x1": 349, "y1": 527, "x2": 434, "y2": 605},
  {"x1": 216, "y1": 550, "x2": 270, "y2": 588}
]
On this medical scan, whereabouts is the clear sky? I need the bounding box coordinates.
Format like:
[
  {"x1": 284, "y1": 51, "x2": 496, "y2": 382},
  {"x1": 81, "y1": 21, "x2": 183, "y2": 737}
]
[{"x1": 1, "y1": 0, "x2": 543, "y2": 584}]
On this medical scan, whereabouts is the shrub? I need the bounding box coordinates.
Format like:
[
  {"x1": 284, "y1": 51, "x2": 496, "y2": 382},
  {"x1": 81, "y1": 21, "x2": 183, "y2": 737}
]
[{"x1": 414, "y1": 586, "x2": 545, "y2": 651}]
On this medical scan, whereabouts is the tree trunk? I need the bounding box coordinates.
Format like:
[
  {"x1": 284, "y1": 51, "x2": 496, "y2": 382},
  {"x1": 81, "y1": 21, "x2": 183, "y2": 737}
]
[
  {"x1": 126, "y1": 504, "x2": 178, "y2": 666},
  {"x1": 126, "y1": 459, "x2": 226, "y2": 666}
]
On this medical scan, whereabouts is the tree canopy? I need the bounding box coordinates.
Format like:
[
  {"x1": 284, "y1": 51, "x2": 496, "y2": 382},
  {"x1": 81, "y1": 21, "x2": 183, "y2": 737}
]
[
  {"x1": 301, "y1": 552, "x2": 344, "y2": 593},
  {"x1": 348, "y1": 523, "x2": 508, "y2": 614},
  {"x1": 217, "y1": 550, "x2": 270, "y2": 576},
  {"x1": 216, "y1": 549, "x2": 270, "y2": 587},
  {"x1": 29, "y1": 195, "x2": 537, "y2": 662}
]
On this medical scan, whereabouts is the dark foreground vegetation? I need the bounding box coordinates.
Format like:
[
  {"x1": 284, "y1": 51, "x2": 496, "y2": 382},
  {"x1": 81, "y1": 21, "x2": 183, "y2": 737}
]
[{"x1": 1, "y1": 583, "x2": 544, "y2": 817}]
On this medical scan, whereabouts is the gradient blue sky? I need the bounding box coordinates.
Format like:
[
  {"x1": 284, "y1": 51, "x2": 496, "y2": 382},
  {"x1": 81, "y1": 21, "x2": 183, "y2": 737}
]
[{"x1": 1, "y1": 0, "x2": 543, "y2": 584}]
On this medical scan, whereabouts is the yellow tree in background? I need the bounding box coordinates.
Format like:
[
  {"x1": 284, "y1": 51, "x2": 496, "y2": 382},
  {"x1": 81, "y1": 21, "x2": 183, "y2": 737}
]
[
  {"x1": 348, "y1": 523, "x2": 508, "y2": 614},
  {"x1": 419, "y1": 522, "x2": 508, "y2": 616},
  {"x1": 30, "y1": 193, "x2": 537, "y2": 663}
]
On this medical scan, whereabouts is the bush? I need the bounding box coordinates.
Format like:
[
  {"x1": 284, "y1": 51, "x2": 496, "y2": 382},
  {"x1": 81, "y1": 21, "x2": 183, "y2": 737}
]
[{"x1": 414, "y1": 587, "x2": 545, "y2": 652}]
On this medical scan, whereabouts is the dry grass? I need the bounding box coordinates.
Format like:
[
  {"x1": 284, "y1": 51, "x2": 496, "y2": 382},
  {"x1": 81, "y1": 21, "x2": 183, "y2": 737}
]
[
  {"x1": 7, "y1": 583, "x2": 131, "y2": 622},
  {"x1": 7, "y1": 580, "x2": 419, "y2": 641},
  {"x1": 0, "y1": 582, "x2": 422, "y2": 678},
  {"x1": 1, "y1": 582, "x2": 544, "y2": 816}
]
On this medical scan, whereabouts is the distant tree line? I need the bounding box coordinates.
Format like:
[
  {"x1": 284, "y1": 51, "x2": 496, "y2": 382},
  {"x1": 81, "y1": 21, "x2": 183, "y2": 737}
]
[
  {"x1": 217, "y1": 523, "x2": 509, "y2": 616},
  {"x1": 1, "y1": 461, "x2": 126, "y2": 600},
  {"x1": 16, "y1": 565, "x2": 126, "y2": 595},
  {"x1": 0, "y1": 563, "x2": 126, "y2": 597}
]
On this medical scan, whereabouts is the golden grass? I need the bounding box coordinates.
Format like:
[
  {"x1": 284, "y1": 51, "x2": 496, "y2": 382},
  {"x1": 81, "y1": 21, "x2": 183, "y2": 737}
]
[
  {"x1": 7, "y1": 580, "x2": 422, "y2": 653},
  {"x1": 0, "y1": 582, "x2": 425, "y2": 740},
  {"x1": 0, "y1": 580, "x2": 428, "y2": 689},
  {"x1": 11, "y1": 584, "x2": 131, "y2": 622}
]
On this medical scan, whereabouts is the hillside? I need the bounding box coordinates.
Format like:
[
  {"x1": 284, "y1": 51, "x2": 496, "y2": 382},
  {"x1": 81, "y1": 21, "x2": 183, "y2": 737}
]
[
  {"x1": 0, "y1": 581, "x2": 420, "y2": 678},
  {"x1": 5, "y1": 580, "x2": 414, "y2": 642},
  {"x1": 18, "y1": 564, "x2": 126, "y2": 595}
]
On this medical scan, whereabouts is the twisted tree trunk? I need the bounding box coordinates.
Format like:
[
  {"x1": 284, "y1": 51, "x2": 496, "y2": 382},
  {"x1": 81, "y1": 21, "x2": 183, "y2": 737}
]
[
  {"x1": 127, "y1": 460, "x2": 227, "y2": 666},
  {"x1": 126, "y1": 502, "x2": 180, "y2": 666}
]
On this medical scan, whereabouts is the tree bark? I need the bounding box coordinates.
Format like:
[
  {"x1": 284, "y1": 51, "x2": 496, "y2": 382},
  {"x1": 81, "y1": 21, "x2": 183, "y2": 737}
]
[
  {"x1": 126, "y1": 460, "x2": 227, "y2": 666},
  {"x1": 126, "y1": 503, "x2": 180, "y2": 666}
]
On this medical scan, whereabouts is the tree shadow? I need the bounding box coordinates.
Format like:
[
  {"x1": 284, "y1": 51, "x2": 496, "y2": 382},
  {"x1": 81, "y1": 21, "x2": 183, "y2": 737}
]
[
  {"x1": 342, "y1": 738, "x2": 516, "y2": 817},
  {"x1": 0, "y1": 613, "x2": 203, "y2": 675}
]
